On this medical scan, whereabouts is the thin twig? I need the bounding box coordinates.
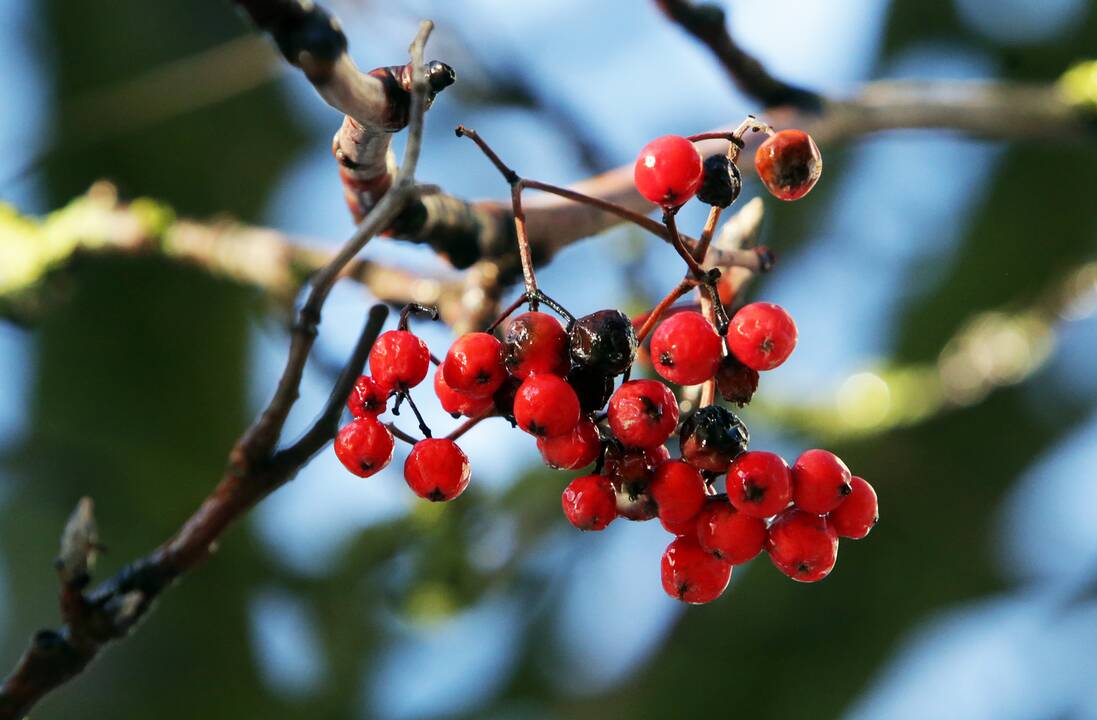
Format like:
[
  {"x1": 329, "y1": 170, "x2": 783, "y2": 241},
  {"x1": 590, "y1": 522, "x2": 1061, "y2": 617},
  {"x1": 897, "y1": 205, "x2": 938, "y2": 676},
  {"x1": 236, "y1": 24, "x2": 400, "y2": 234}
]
[
  {"x1": 447, "y1": 411, "x2": 493, "y2": 441},
  {"x1": 635, "y1": 279, "x2": 697, "y2": 343}
]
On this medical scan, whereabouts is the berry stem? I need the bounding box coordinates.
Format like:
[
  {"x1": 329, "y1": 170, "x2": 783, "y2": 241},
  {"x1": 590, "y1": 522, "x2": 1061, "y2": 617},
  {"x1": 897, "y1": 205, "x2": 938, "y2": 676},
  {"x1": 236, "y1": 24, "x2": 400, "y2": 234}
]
[
  {"x1": 400, "y1": 391, "x2": 433, "y2": 439},
  {"x1": 485, "y1": 293, "x2": 529, "y2": 333},
  {"x1": 529, "y1": 289, "x2": 576, "y2": 326},
  {"x1": 662, "y1": 210, "x2": 707, "y2": 279},
  {"x1": 635, "y1": 278, "x2": 697, "y2": 343},
  {"x1": 456, "y1": 125, "x2": 707, "y2": 256},
  {"x1": 446, "y1": 408, "x2": 493, "y2": 441},
  {"x1": 692, "y1": 117, "x2": 771, "y2": 263},
  {"x1": 386, "y1": 422, "x2": 420, "y2": 445},
  {"x1": 398, "y1": 302, "x2": 439, "y2": 330}
]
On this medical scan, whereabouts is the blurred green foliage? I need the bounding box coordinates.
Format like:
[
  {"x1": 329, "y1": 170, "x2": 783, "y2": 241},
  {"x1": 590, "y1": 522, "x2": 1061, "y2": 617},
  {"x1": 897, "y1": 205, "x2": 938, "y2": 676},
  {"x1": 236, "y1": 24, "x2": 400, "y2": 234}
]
[{"x1": 2, "y1": 0, "x2": 1097, "y2": 718}]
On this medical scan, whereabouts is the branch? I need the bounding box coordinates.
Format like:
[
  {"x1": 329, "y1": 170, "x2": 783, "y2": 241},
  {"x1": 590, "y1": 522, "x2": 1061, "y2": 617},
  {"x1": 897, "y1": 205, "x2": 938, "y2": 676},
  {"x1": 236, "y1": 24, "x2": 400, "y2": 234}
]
[
  {"x1": 654, "y1": 0, "x2": 822, "y2": 110},
  {"x1": 0, "y1": 181, "x2": 474, "y2": 324},
  {"x1": 0, "y1": 13, "x2": 437, "y2": 716}
]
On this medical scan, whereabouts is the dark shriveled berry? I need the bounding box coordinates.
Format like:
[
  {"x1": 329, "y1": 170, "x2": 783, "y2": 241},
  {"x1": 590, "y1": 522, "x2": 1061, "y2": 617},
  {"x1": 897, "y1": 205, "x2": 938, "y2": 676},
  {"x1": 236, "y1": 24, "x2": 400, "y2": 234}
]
[
  {"x1": 491, "y1": 375, "x2": 522, "y2": 422},
  {"x1": 569, "y1": 309, "x2": 638, "y2": 377},
  {"x1": 678, "y1": 405, "x2": 750, "y2": 473},
  {"x1": 696, "y1": 155, "x2": 742, "y2": 209},
  {"x1": 715, "y1": 355, "x2": 759, "y2": 406},
  {"x1": 566, "y1": 365, "x2": 614, "y2": 414}
]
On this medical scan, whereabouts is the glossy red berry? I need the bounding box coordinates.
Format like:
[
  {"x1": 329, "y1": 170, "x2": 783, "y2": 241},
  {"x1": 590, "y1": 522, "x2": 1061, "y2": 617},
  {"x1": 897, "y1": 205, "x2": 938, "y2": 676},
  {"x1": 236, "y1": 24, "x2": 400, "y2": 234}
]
[
  {"x1": 696, "y1": 497, "x2": 766, "y2": 564},
  {"x1": 678, "y1": 405, "x2": 749, "y2": 473},
  {"x1": 766, "y1": 508, "x2": 838, "y2": 582},
  {"x1": 661, "y1": 535, "x2": 732, "y2": 604},
  {"x1": 561, "y1": 474, "x2": 617, "y2": 531},
  {"x1": 634, "y1": 135, "x2": 704, "y2": 207},
  {"x1": 334, "y1": 417, "x2": 394, "y2": 478},
  {"x1": 504, "y1": 312, "x2": 569, "y2": 379},
  {"x1": 649, "y1": 460, "x2": 707, "y2": 525},
  {"x1": 346, "y1": 375, "x2": 388, "y2": 418},
  {"x1": 538, "y1": 417, "x2": 601, "y2": 470},
  {"x1": 829, "y1": 476, "x2": 878, "y2": 539},
  {"x1": 513, "y1": 374, "x2": 580, "y2": 437},
  {"x1": 755, "y1": 129, "x2": 822, "y2": 201},
  {"x1": 792, "y1": 449, "x2": 852, "y2": 514},
  {"x1": 442, "y1": 332, "x2": 507, "y2": 399},
  {"x1": 608, "y1": 379, "x2": 679, "y2": 449},
  {"x1": 660, "y1": 511, "x2": 701, "y2": 537},
  {"x1": 650, "y1": 311, "x2": 723, "y2": 386},
  {"x1": 404, "y1": 438, "x2": 471, "y2": 502},
  {"x1": 433, "y1": 369, "x2": 494, "y2": 418},
  {"x1": 726, "y1": 451, "x2": 792, "y2": 518},
  {"x1": 715, "y1": 355, "x2": 759, "y2": 406},
  {"x1": 727, "y1": 302, "x2": 798, "y2": 371},
  {"x1": 369, "y1": 330, "x2": 431, "y2": 391}
]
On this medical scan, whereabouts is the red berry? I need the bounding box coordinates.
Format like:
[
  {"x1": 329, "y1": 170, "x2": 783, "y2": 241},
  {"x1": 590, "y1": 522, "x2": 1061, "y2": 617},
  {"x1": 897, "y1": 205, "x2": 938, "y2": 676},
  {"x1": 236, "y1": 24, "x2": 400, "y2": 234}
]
[
  {"x1": 766, "y1": 508, "x2": 838, "y2": 582},
  {"x1": 433, "y1": 369, "x2": 494, "y2": 418},
  {"x1": 715, "y1": 355, "x2": 759, "y2": 406},
  {"x1": 513, "y1": 374, "x2": 580, "y2": 437},
  {"x1": 678, "y1": 405, "x2": 749, "y2": 473},
  {"x1": 561, "y1": 474, "x2": 617, "y2": 531},
  {"x1": 661, "y1": 535, "x2": 732, "y2": 604},
  {"x1": 829, "y1": 476, "x2": 878, "y2": 539},
  {"x1": 726, "y1": 451, "x2": 792, "y2": 518},
  {"x1": 334, "y1": 417, "x2": 394, "y2": 478},
  {"x1": 404, "y1": 438, "x2": 471, "y2": 502},
  {"x1": 727, "y1": 302, "x2": 798, "y2": 371},
  {"x1": 696, "y1": 497, "x2": 766, "y2": 564},
  {"x1": 660, "y1": 511, "x2": 701, "y2": 537},
  {"x1": 608, "y1": 379, "x2": 679, "y2": 449},
  {"x1": 792, "y1": 449, "x2": 852, "y2": 514},
  {"x1": 346, "y1": 375, "x2": 388, "y2": 418},
  {"x1": 504, "y1": 312, "x2": 569, "y2": 379},
  {"x1": 649, "y1": 460, "x2": 707, "y2": 525},
  {"x1": 634, "y1": 135, "x2": 704, "y2": 207},
  {"x1": 369, "y1": 330, "x2": 431, "y2": 391},
  {"x1": 442, "y1": 332, "x2": 507, "y2": 399},
  {"x1": 650, "y1": 311, "x2": 723, "y2": 386},
  {"x1": 538, "y1": 417, "x2": 601, "y2": 470},
  {"x1": 755, "y1": 129, "x2": 822, "y2": 201}
]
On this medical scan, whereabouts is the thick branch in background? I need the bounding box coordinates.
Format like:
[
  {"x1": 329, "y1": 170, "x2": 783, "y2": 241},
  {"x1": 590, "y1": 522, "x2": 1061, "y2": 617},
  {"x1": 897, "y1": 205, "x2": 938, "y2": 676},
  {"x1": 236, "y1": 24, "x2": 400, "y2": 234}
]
[
  {"x1": 654, "y1": 0, "x2": 822, "y2": 110},
  {"x1": 0, "y1": 8, "x2": 439, "y2": 716}
]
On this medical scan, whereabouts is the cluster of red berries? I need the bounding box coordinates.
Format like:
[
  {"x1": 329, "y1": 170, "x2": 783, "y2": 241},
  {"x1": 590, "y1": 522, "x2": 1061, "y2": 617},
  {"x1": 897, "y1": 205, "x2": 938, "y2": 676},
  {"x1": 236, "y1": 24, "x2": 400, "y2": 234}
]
[
  {"x1": 634, "y1": 127, "x2": 822, "y2": 207},
  {"x1": 332, "y1": 123, "x2": 876, "y2": 605}
]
